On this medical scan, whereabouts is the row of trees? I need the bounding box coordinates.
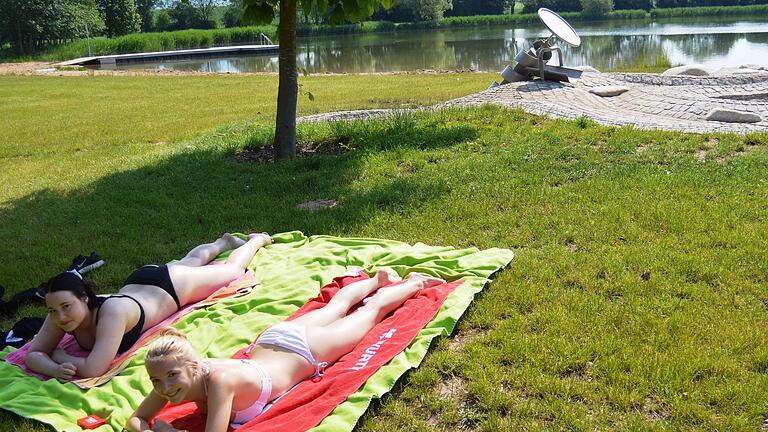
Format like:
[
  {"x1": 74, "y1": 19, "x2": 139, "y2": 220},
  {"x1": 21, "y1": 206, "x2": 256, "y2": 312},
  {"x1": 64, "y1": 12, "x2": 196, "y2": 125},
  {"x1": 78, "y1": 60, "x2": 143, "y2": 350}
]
[
  {"x1": 0, "y1": 0, "x2": 224, "y2": 54},
  {"x1": 370, "y1": 0, "x2": 509, "y2": 22},
  {"x1": 4, "y1": 0, "x2": 768, "y2": 54},
  {"x1": 655, "y1": 0, "x2": 768, "y2": 6},
  {"x1": 0, "y1": 0, "x2": 105, "y2": 55},
  {"x1": 521, "y1": 0, "x2": 651, "y2": 13},
  {"x1": 521, "y1": 0, "x2": 767, "y2": 12}
]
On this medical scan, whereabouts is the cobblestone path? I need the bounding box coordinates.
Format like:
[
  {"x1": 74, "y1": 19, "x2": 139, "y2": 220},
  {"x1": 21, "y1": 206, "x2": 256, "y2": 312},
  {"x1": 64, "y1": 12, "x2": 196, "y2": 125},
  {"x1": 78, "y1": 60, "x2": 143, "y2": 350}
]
[
  {"x1": 441, "y1": 71, "x2": 768, "y2": 133},
  {"x1": 301, "y1": 71, "x2": 768, "y2": 134}
]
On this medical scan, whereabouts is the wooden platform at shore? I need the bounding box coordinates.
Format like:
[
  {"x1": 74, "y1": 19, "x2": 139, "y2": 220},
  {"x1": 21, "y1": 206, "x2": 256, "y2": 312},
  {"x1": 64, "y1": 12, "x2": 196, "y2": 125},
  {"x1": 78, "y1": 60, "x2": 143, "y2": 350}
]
[{"x1": 56, "y1": 45, "x2": 279, "y2": 67}]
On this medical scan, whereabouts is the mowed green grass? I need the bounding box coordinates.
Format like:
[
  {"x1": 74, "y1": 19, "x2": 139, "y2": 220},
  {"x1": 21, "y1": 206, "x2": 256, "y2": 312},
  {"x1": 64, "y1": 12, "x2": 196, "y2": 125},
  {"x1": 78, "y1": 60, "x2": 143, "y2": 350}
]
[
  {"x1": 0, "y1": 72, "x2": 493, "y2": 286},
  {"x1": 1, "y1": 73, "x2": 768, "y2": 431}
]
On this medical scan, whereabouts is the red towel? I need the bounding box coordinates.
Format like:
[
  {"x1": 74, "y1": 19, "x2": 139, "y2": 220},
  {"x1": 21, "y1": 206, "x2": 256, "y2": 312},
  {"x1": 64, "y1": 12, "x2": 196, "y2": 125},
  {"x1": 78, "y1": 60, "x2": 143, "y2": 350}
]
[{"x1": 156, "y1": 272, "x2": 461, "y2": 432}]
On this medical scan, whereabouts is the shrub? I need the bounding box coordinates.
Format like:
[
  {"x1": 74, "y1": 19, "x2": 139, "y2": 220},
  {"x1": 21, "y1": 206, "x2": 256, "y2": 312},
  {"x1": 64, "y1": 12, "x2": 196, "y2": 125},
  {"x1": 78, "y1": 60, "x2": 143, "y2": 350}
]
[
  {"x1": 155, "y1": 11, "x2": 172, "y2": 32},
  {"x1": 581, "y1": 0, "x2": 614, "y2": 18}
]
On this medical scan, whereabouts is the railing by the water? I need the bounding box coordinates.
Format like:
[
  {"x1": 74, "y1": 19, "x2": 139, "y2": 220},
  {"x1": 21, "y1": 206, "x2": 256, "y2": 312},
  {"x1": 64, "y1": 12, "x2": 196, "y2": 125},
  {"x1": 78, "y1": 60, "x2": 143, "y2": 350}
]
[{"x1": 258, "y1": 33, "x2": 274, "y2": 45}]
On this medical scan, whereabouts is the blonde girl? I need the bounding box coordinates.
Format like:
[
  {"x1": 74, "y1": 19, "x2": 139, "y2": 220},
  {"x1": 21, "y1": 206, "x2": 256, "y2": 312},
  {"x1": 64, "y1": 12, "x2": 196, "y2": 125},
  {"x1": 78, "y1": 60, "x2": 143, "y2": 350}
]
[{"x1": 127, "y1": 270, "x2": 444, "y2": 432}]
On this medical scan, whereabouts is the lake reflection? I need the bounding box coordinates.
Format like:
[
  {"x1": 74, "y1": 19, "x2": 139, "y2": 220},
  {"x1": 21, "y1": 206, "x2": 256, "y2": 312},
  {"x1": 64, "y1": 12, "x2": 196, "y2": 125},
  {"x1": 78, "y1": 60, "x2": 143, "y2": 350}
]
[{"x1": 122, "y1": 16, "x2": 768, "y2": 73}]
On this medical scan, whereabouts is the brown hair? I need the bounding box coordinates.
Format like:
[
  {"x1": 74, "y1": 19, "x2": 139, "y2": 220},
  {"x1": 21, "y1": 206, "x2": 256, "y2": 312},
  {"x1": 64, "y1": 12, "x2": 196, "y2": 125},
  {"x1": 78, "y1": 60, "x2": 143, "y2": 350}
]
[
  {"x1": 145, "y1": 328, "x2": 198, "y2": 366},
  {"x1": 46, "y1": 271, "x2": 103, "y2": 309}
]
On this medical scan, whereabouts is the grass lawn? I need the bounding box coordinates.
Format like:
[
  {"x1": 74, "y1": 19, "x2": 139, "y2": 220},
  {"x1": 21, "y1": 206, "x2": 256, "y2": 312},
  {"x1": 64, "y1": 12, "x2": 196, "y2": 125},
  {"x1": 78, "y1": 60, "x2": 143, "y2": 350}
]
[{"x1": 1, "y1": 72, "x2": 768, "y2": 431}]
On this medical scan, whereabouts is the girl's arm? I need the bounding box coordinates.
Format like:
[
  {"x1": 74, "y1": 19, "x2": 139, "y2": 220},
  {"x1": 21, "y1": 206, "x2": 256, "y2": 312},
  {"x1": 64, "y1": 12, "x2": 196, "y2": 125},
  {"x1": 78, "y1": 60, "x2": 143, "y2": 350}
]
[
  {"x1": 205, "y1": 374, "x2": 236, "y2": 432},
  {"x1": 52, "y1": 302, "x2": 126, "y2": 377},
  {"x1": 126, "y1": 391, "x2": 168, "y2": 432},
  {"x1": 25, "y1": 317, "x2": 74, "y2": 380}
]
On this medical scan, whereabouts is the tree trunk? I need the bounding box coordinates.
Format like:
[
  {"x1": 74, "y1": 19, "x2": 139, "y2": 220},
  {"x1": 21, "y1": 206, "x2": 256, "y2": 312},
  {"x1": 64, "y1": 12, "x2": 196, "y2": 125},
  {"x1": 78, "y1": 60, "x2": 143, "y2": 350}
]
[
  {"x1": 15, "y1": 21, "x2": 24, "y2": 55},
  {"x1": 273, "y1": 0, "x2": 298, "y2": 160}
]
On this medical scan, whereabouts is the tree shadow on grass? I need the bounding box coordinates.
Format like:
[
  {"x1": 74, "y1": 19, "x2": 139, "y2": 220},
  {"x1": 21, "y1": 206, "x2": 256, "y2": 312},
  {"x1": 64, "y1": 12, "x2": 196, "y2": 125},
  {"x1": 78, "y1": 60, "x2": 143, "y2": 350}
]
[{"x1": 0, "y1": 117, "x2": 479, "y2": 293}]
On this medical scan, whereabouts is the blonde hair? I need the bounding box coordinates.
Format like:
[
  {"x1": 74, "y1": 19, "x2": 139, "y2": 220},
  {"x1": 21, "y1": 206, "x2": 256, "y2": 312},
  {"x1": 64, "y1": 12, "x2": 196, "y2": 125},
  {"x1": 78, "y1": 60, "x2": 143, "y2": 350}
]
[{"x1": 145, "y1": 328, "x2": 199, "y2": 366}]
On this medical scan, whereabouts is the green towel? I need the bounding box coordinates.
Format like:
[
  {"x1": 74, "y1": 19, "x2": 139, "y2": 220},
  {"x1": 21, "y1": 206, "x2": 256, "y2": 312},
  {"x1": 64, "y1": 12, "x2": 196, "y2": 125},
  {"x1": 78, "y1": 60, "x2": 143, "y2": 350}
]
[{"x1": 0, "y1": 232, "x2": 513, "y2": 432}]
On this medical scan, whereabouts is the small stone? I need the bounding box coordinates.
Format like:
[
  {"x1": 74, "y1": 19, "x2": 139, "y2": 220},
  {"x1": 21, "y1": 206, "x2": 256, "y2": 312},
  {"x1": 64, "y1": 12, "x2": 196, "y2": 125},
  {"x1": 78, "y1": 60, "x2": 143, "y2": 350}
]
[
  {"x1": 712, "y1": 67, "x2": 740, "y2": 76},
  {"x1": 732, "y1": 68, "x2": 762, "y2": 75},
  {"x1": 574, "y1": 65, "x2": 600, "y2": 73},
  {"x1": 297, "y1": 199, "x2": 337, "y2": 212},
  {"x1": 588, "y1": 85, "x2": 630, "y2": 97},
  {"x1": 706, "y1": 109, "x2": 762, "y2": 123},
  {"x1": 662, "y1": 65, "x2": 710, "y2": 76},
  {"x1": 740, "y1": 63, "x2": 766, "y2": 71},
  {"x1": 641, "y1": 271, "x2": 650, "y2": 281},
  {"x1": 716, "y1": 67, "x2": 762, "y2": 75}
]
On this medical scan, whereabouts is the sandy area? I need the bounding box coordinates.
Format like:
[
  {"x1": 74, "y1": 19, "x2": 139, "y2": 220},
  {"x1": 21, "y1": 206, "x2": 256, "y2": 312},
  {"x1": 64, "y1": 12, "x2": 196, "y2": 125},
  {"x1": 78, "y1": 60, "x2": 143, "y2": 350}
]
[{"x1": 0, "y1": 61, "x2": 483, "y2": 77}]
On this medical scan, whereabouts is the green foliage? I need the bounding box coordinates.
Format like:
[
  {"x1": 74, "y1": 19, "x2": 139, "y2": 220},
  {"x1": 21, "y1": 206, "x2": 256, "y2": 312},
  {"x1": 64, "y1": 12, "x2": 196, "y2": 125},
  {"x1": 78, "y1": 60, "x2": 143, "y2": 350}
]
[
  {"x1": 650, "y1": 3, "x2": 768, "y2": 15},
  {"x1": 166, "y1": 0, "x2": 216, "y2": 30},
  {"x1": 399, "y1": 0, "x2": 454, "y2": 21},
  {"x1": 11, "y1": 26, "x2": 273, "y2": 59},
  {"x1": 656, "y1": 0, "x2": 761, "y2": 6},
  {"x1": 241, "y1": 0, "x2": 395, "y2": 25},
  {"x1": 0, "y1": 0, "x2": 104, "y2": 55},
  {"x1": 581, "y1": 0, "x2": 614, "y2": 17},
  {"x1": 521, "y1": 0, "x2": 582, "y2": 13},
  {"x1": 154, "y1": 10, "x2": 173, "y2": 30},
  {"x1": 190, "y1": 0, "x2": 218, "y2": 23},
  {"x1": 446, "y1": 0, "x2": 508, "y2": 16},
  {"x1": 98, "y1": 0, "x2": 141, "y2": 36},
  {"x1": 223, "y1": 0, "x2": 244, "y2": 27},
  {"x1": 135, "y1": 0, "x2": 158, "y2": 31},
  {"x1": 614, "y1": 0, "x2": 651, "y2": 10}
]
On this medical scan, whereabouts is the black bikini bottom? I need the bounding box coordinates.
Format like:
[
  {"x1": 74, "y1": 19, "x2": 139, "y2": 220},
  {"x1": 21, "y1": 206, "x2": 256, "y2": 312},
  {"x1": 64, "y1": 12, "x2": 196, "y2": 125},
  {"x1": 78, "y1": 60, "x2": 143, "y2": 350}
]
[{"x1": 123, "y1": 265, "x2": 180, "y2": 310}]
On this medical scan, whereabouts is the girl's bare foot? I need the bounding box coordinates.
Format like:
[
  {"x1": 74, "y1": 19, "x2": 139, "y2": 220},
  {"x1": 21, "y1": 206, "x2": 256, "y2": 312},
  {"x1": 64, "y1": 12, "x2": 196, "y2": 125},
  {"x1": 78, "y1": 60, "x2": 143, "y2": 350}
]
[
  {"x1": 406, "y1": 272, "x2": 445, "y2": 289},
  {"x1": 376, "y1": 269, "x2": 401, "y2": 287},
  {"x1": 221, "y1": 233, "x2": 245, "y2": 249},
  {"x1": 361, "y1": 270, "x2": 402, "y2": 304},
  {"x1": 247, "y1": 232, "x2": 273, "y2": 246}
]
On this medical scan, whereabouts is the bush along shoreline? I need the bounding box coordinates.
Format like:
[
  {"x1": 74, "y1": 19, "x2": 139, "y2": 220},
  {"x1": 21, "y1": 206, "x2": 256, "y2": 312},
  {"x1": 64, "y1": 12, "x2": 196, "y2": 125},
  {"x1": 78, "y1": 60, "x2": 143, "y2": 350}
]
[{"x1": 4, "y1": 4, "x2": 767, "y2": 63}]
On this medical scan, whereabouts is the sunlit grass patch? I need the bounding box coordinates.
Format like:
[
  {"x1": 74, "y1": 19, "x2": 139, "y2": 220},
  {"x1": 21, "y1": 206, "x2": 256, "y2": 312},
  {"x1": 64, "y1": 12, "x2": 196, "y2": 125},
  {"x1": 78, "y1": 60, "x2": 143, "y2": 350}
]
[{"x1": 1, "y1": 74, "x2": 768, "y2": 431}]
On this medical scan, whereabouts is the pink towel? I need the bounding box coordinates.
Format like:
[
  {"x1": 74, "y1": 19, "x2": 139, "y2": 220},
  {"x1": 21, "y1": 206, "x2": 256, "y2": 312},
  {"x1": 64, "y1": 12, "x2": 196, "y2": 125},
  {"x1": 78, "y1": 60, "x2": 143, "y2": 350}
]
[{"x1": 4, "y1": 271, "x2": 259, "y2": 388}]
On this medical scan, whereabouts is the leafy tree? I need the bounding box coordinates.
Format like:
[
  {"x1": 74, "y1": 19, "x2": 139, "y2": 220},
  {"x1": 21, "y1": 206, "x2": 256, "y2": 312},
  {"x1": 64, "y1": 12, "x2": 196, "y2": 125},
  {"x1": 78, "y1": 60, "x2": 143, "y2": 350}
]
[
  {"x1": 241, "y1": 0, "x2": 394, "y2": 159},
  {"x1": 521, "y1": 0, "x2": 581, "y2": 13},
  {"x1": 165, "y1": 0, "x2": 212, "y2": 29},
  {"x1": 155, "y1": 9, "x2": 173, "y2": 29},
  {"x1": 135, "y1": 0, "x2": 158, "y2": 31},
  {"x1": 189, "y1": 0, "x2": 217, "y2": 23},
  {"x1": 447, "y1": 0, "x2": 507, "y2": 16},
  {"x1": 98, "y1": 0, "x2": 141, "y2": 36},
  {"x1": 165, "y1": 0, "x2": 216, "y2": 29},
  {"x1": 223, "y1": 0, "x2": 243, "y2": 27},
  {"x1": 613, "y1": 0, "x2": 651, "y2": 10},
  {"x1": 0, "y1": 0, "x2": 103, "y2": 54},
  {"x1": 580, "y1": 0, "x2": 613, "y2": 17},
  {"x1": 371, "y1": 1, "x2": 418, "y2": 21},
  {"x1": 401, "y1": 0, "x2": 452, "y2": 20}
]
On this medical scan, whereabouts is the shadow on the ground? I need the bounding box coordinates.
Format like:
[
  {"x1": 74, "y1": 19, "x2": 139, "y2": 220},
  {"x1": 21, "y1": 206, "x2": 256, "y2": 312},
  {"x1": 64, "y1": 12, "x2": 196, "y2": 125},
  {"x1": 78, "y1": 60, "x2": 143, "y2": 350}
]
[{"x1": 0, "y1": 118, "x2": 479, "y2": 294}]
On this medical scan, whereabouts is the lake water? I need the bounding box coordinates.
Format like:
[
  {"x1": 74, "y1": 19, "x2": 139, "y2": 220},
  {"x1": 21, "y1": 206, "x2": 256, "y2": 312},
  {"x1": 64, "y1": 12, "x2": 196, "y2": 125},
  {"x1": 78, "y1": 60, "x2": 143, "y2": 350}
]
[{"x1": 119, "y1": 16, "x2": 768, "y2": 73}]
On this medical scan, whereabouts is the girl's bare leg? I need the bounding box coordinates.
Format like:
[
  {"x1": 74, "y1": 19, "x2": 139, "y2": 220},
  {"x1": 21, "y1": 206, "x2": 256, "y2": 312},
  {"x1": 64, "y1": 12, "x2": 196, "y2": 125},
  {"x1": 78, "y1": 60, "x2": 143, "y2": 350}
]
[
  {"x1": 170, "y1": 234, "x2": 271, "y2": 306},
  {"x1": 292, "y1": 270, "x2": 398, "y2": 328},
  {"x1": 306, "y1": 273, "x2": 443, "y2": 363},
  {"x1": 224, "y1": 233, "x2": 271, "y2": 268},
  {"x1": 175, "y1": 233, "x2": 244, "y2": 267}
]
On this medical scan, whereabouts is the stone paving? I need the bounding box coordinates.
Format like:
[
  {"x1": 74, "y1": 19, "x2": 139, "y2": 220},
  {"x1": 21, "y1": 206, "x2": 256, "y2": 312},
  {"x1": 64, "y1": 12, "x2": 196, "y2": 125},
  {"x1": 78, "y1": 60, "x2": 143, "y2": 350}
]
[
  {"x1": 301, "y1": 71, "x2": 768, "y2": 134},
  {"x1": 441, "y1": 71, "x2": 768, "y2": 133}
]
